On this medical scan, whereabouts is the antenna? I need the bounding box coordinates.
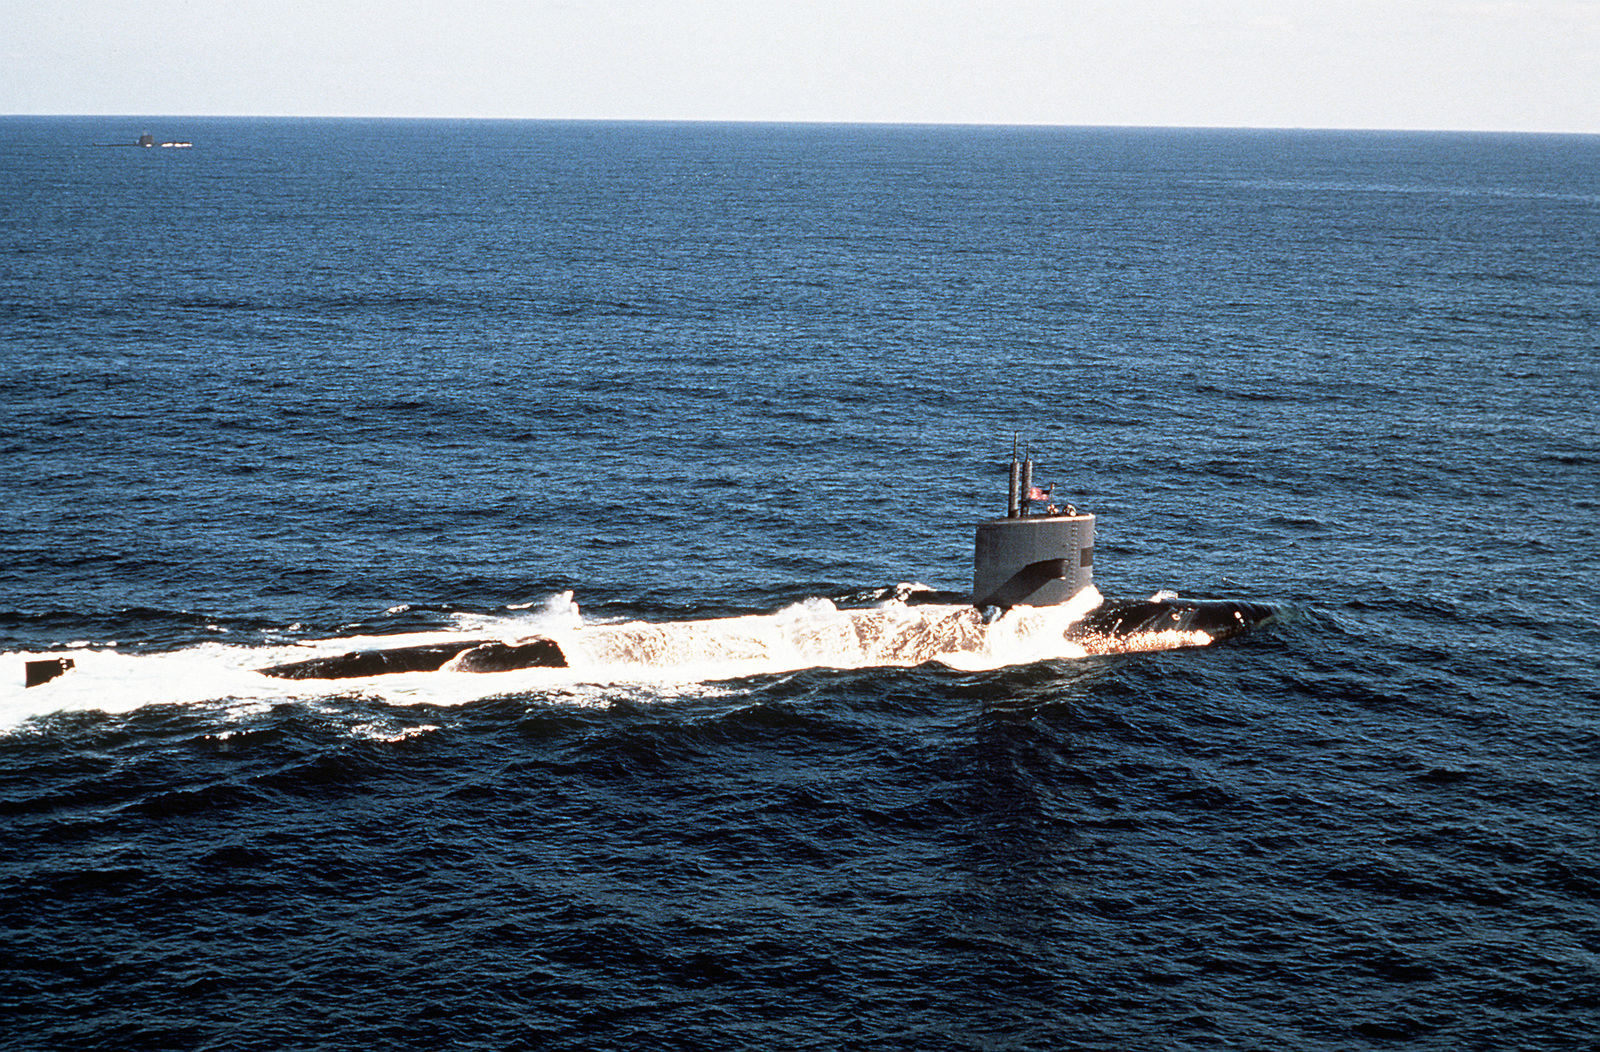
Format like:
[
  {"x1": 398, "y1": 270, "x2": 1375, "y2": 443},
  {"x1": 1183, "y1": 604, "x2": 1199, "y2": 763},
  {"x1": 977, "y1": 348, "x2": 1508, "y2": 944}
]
[{"x1": 1007, "y1": 434, "x2": 1022, "y2": 518}]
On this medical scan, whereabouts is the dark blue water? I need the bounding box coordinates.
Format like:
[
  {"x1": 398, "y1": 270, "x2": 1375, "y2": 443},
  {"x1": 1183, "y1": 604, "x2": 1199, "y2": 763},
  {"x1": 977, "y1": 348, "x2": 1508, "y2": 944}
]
[{"x1": 2, "y1": 117, "x2": 1598, "y2": 1050}]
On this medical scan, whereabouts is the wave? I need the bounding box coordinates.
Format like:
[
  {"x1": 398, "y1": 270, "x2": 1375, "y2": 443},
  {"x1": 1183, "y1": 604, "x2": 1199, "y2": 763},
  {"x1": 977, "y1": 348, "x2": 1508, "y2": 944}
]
[{"x1": 2, "y1": 586, "x2": 1270, "y2": 731}]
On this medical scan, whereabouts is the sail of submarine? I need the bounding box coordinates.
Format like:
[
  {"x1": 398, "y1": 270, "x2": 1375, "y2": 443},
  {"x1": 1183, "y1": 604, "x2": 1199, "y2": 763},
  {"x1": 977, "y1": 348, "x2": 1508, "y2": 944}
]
[{"x1": 972, "y1": 444, "x2": 1096, "y2": 609}]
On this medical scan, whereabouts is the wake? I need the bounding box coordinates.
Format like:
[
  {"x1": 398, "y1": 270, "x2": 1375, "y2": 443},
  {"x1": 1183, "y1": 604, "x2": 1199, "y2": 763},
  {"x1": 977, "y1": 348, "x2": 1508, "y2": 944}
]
[{"x1": 3, "y1": 587, "x2": 1270, "y2": 730}]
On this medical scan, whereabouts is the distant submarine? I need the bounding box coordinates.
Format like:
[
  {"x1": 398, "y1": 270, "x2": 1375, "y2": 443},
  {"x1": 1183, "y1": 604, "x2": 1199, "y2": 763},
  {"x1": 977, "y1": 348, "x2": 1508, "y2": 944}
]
[
  {"x1": 91, "y1": 133, "x2": 192, "y2": 148},
  {"x1": 248, "y1": 448, "x2": 1275, "y2": 682}
]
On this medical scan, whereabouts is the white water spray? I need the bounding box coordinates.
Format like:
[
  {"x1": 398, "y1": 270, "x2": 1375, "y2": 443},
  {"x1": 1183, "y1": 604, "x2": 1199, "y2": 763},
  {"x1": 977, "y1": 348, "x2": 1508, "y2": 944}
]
[{"x1": 2, "y1": 585, "x2": 1246, "y2": 731}]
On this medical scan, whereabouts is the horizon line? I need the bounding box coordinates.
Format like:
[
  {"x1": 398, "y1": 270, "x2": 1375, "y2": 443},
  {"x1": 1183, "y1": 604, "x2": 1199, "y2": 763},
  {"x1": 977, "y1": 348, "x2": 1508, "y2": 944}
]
[{"x1": 4, "y1": 113, "x2": 1597, "y2": 139}]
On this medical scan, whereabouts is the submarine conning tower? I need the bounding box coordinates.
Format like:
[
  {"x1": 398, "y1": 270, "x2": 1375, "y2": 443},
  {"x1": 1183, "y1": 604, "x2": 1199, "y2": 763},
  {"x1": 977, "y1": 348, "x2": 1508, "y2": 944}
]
[{"x1": 972, "y1": 446, "x2": 1095, "y2": 609}]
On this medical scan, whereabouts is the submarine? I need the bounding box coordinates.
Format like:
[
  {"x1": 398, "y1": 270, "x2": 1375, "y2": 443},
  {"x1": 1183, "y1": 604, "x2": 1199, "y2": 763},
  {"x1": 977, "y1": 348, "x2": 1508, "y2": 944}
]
[
  {"x1": 21, "y1": 451, "x2": 1275, "y2": 686},
  {"x1": 248, "y1": 448, "x2": 1275, "y2": 683},
  {"x1": 91, "y1": 133, "x2": 193, "y2": 148}
]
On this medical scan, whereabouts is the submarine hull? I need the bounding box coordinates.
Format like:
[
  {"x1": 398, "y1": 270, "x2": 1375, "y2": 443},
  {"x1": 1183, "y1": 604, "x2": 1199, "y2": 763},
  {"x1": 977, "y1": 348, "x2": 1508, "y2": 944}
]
[
  {"x1": 448, "y1": 639, "x2": 568, "y2": 673},
  {"x1": 247, "y1": 597, "x2": 1271, "y2": 684},
  {"x1": 259, "y1": 638, "x2": 567, "y2": 680},
  {"x1": 1065, "y1": 597, "x2": 1276, "y2": 648}
]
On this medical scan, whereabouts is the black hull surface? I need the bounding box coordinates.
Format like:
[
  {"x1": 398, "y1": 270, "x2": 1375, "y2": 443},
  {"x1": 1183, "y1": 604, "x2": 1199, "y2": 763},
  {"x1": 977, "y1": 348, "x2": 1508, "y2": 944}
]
[
  {"x1": 258, "y1": 638, "x2": 568, "y2": 680},
  {"x1": 246, "y1": 598, "x2": 1274, "y2": 683},
  {"x1": 1065, "y1": 597, "x2": 1276, "y2": 648}
]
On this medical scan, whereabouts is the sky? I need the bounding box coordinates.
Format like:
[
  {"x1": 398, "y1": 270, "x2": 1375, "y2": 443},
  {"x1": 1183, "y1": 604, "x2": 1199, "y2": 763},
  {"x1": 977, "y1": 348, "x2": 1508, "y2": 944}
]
[{"x1": 5, "y1": 0, "x2": 1598, "y2": 133}]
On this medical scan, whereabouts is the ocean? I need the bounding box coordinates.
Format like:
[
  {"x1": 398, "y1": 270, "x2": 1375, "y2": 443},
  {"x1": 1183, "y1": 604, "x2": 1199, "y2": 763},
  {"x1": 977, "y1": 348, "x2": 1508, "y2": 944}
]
[{"x1": 1, "y1": 117, "x2": 1596, "y2": 1050}]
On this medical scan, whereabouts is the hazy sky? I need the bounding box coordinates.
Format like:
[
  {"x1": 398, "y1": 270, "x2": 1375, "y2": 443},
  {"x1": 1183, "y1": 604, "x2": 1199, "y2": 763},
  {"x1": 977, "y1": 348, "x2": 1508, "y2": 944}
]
[{"x1": 6, "y1": 1, "x2": 1598, "y2": 132}]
